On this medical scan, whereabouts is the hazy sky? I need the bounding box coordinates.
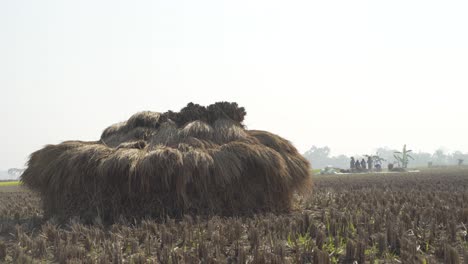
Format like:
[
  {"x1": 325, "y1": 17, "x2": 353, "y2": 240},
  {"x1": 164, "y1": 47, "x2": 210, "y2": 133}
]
[{"x1": 1, "y1": 0, "x2": 468, "y2": 170}]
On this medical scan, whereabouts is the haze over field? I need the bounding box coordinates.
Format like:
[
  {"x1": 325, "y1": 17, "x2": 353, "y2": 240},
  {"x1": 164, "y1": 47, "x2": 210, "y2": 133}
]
[
  {"x1": 0, "y1": 171, "x2": 8, "y2": 180},
  {"x1": 1, "y1": 0, "x2": 468, "y2": 170}
]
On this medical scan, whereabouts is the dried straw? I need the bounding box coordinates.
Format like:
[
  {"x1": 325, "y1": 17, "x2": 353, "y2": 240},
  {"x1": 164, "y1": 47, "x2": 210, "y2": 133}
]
[{"x1": 21, "y1": 102, "x2": 312, "y2": 222}]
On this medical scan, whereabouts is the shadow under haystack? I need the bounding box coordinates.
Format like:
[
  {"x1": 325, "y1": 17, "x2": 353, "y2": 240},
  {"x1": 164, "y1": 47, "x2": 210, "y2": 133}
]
[{"x1": 22, "y1": 102, "x2": 312, "y2": 223}]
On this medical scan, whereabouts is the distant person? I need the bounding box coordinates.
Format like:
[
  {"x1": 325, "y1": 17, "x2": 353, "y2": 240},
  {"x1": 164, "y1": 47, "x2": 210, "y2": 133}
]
[
  {"x1": 375, "y1": 163, "x2": 382, "y2": 171},
  {"x1": 355, "y1": 159, "x2": 361, "y2": 170},
  {"x1": 388, "y1": 163, "x2": 394, "y2": 171},
  {"x1": 350, "y1": 157, "x2": 356, "y2": 170},
  {"x1": 361, "y1": 159, "x2": 366, "y2": 170},
  {"x1": 367, "y1": 156, "x2": 373, "y2": 170},
  {"x1": 458, "y1": 159, "x2": 464, "y2": 166}
]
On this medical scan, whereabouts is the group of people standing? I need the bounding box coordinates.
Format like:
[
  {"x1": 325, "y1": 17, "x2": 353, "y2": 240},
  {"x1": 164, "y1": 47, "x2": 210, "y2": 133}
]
[{"x1": 350, "y1": 156, "x2": 379, "y2": 171}]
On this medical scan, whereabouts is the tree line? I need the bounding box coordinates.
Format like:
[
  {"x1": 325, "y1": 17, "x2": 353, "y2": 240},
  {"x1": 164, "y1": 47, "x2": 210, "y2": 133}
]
[{"x1": 303, "y1": 146, "x2": 468, "y2": 169}]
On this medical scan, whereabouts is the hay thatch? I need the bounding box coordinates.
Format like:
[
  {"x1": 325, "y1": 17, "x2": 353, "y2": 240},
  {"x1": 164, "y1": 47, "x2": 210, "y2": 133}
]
[{"x1": 22, "y1": 102, "x2": 312, "y2": 222}]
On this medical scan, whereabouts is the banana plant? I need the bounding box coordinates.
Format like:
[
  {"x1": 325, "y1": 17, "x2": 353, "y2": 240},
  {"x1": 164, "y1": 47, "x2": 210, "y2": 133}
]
[
  {"x1": 364, "y1": 153, "x2": 386, "y2": 172},
  {"x1": 364, "y1": 153, "x2": 386, "y2": 166},
  {"x1": 394, "y1": 144, "x2": 414, "y2": 168}
]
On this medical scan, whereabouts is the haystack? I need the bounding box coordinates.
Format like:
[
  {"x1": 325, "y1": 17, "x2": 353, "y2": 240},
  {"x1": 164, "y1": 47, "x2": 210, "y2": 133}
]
[{"x1": 22, "y1": 102, "x2": 312, "y2": 222}]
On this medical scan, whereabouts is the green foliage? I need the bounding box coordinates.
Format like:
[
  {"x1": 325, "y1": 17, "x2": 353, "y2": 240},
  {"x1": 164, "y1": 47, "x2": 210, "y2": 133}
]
[
  {"x1": 287, "y1": 232, "x2": 314, "y2": 252},
  {"x1": 365, "y1": 153, "x2": 386, "y2": 166},
  {"x1": 0, "y1": 181, "x2": 20, "y2": 187},
  {"x1": 394, "y1": 144, "x2": 414, "y2": 168},
  {"x1": 348, "y1": 221, "x2": 356, "y2": 236},
  {"x1": 365, "y1": 245, "x2": 378, "y2": 256}
]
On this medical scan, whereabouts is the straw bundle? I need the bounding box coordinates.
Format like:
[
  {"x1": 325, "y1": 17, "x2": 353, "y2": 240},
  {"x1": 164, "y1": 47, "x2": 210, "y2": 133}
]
[{"x1": 22, "y1": 102, "x2": 311, "y2": 222}]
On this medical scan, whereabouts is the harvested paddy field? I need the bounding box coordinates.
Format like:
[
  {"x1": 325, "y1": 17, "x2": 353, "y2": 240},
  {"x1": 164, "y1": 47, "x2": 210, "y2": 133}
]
[{"x1": 1, "y1": 168, "x2": 468, "y2": 263}]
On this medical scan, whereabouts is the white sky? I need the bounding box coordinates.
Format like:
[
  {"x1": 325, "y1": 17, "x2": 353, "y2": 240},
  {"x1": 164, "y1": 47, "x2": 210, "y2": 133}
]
[{"x1": 1, "y1": 0, "x2": 468, "y2": 170}]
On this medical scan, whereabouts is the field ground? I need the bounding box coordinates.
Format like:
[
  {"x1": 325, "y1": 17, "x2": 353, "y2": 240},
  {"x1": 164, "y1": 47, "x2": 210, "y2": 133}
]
[{"x1": 1, "y1": 168, "x2": 468, "y2": 263}]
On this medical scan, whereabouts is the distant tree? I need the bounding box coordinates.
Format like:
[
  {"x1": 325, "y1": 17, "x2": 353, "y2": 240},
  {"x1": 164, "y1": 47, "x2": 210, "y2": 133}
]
[
  {"x1": 433, "y1": 148, "x2": 448, "y2": 165},
  {"x1": 365, "y1": 153, "x2": 386, "y2": 167},
  {"x1": 303, "y1": 146, "x2": 331, "y2": 169},
  {"x1": 303, "y1": 146, "x2": 349, "y2": 169},
  {"x1": 411, "y1": 152, "x2": 432, "y2": 167},
  {"x1": 393, "y1": 144, "x2": 414, "y2": 169},
  {"x1": 311, "y1": 146, "x2": 330, "y2": 158},
  {"x1": 375, "y1": 147, "x2": 398, "y2": 164},
  {"x1": 7, "y1": 168, "x2": 21, "y2": 175},
  {"x1": 303, "y1": 146, "x2": 468, "y2": 169},
  {"x1": 7, "y1": 168, "x2": 24, "y2": 177},
  {"x1": 452, "y1": 151, "x2": 468, "y2": 166},
  {"x1": 330, "y1": 154, "x2": 350, "y2": 169}
]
